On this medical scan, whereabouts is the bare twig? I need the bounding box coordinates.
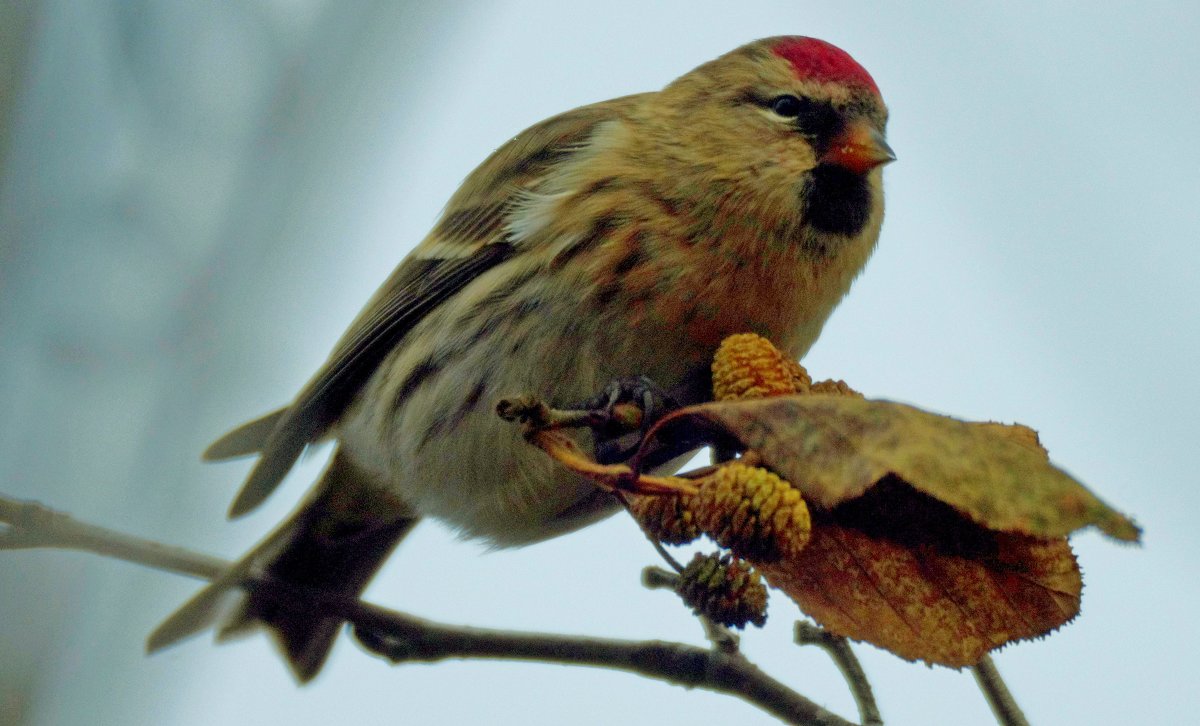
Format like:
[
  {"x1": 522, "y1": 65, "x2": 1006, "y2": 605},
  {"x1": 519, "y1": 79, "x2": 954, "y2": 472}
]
[
  {"x1": 641, "y1": 564, "x2": 683, "y2": 590},
  {"x1": 0, "y1": 494, "x2": 860, "y2": 726},
  {"x1": 641, "y1": 565, "x2": 740, "y2": 653},
  {"x1": 495, "y1": 395, "x2": 616, "y2": 430},
  {"x1": 0, "y1": 496, "x2": 225, "y2": 580},
  {"x1": 348, "y1": 605, "x2": 833, "y2": 724},
  {"x1": 971, "y1": 655, "x2": 1030, "y2": 726},
  {"x1": 795, "y1": 622, "x2": 883, "y2": 726},
  {"x1": 616, "y1": 490, "x2": 687, "y2": 573}
]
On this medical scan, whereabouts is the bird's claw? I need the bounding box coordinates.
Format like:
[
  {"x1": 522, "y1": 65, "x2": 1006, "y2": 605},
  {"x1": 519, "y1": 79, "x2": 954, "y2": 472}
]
[{"x1": 579, "y1": 376, "x2": 679, "y2": 464}]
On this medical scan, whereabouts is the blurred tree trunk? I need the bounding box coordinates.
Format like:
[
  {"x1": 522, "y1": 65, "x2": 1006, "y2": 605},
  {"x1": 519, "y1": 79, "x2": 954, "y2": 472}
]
[
  {"x1": 0, "y1": 0, "x2": 36, "y2": 256},
  {"x1": 0, "y1": 2, "x2": 454, "y2": 723}
]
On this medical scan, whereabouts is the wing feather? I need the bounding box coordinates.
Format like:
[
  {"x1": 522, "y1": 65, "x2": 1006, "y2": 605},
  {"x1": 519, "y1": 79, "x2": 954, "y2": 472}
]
[{"x1": 224, "y1": 94, "x2": 648, "y2": 517}]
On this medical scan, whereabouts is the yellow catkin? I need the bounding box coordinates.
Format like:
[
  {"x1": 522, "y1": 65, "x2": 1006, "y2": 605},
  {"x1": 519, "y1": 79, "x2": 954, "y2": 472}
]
[
  {"x1": 712, "y1": 333, "x2": 807, "y2": 400},
  {"x1": 676, "y1": 553, "x2": 768, "y2": 628},
  {"x1": 809, "y1": 379, "x2": 863, "y2": 397},
  {"x1": 627, "y1": 493, "x2": 701, "y2": 545},
  {"x1": 783, "y1": 358, "x2": 813, "y2": 392},
  {"x1": 692, "y1": 462, "x2": 811, "y2": 561}
]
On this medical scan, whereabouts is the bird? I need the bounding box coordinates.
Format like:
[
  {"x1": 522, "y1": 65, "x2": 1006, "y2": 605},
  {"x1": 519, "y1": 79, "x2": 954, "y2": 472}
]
[{"x1": 147, "y1": 35, "x2": 894, "y2": 682}]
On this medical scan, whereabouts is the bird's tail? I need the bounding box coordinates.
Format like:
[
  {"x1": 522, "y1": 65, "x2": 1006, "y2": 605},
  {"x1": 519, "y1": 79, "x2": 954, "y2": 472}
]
[{"x1": 147, "y1": 451, "x2": 418, "y2": 682}]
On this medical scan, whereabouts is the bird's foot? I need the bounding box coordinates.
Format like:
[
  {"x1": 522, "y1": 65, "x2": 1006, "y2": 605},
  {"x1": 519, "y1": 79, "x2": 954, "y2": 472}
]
[{"x1": 577, "y1": 376, "x2": 679, "y2": 464}]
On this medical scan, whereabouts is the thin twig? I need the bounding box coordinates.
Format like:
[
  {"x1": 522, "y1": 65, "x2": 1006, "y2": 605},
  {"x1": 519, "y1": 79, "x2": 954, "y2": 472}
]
[
  {"x1": 971, "y1": 655, "x2": 1030, "y2": 726},
  {"x1": 616, "y1": 491, "x2": 686, "y2": 573},
  {"x1": 347, "y1": 605, "x2": 832, "y2": 723},
  {"x1": 795, "y1": 622, "x2": 883, "y2": 726},
  {"x1": 496, "y1": 396, "x2": 613, "y2": 430},
  {"x1": 710, "y1": 429, "x2": 881, "y2": 723},
  {"x1": 0, "y1": 494, "x2": 860, "y2": 726},
  {"x1": 0, "y1": 496, "x2": 225, "y2": 580},
  {"x1": 641, "y1": 565, "x2": 683, "y2": 591}
]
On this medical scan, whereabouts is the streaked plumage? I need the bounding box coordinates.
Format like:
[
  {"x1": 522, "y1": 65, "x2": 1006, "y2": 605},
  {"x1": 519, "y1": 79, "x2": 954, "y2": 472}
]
[{"x1": 149, "y1": 35, "x2": 893, "y2": 681}]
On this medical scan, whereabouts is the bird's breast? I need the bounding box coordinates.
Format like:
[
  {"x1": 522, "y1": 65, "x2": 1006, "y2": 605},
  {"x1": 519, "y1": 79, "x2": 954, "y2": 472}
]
[{"x1": 584, "y1": 211, "x2": 879, "y2": 380}]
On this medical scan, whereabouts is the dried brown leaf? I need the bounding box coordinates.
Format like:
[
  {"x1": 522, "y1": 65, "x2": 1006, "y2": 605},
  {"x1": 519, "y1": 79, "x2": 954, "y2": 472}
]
[
  {"x1": 637, "y1": 396, "x2": 1139, "y2": 542},
  {"x1": 759, "y1": 512, "x2": 1081, "y2": 666}
]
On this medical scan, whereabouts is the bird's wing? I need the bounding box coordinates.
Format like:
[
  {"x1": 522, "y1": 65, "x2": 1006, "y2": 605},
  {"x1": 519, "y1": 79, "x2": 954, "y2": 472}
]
[{"x1": 224, "y1": 94, "x2": 648, "y2": 518}]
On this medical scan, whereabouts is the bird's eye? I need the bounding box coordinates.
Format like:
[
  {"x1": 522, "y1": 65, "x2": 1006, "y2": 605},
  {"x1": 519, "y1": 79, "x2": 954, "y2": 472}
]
[{"x1": 769, "y1": 94, "x2": 804, "y2": 118}]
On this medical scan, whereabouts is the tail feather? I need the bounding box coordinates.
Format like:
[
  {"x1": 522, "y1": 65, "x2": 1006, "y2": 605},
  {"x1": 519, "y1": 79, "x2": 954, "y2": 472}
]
[
  {"x1": 203, "y1": 407, "x2": 289, "y2": 461},
  {"x1": 226, "y1": 509, "x2": 417, "y2": 681},
  {"x1": 226, "y1": 425, "x2": 308, "y2": 519},
  {"x1": 147, "y1": 584, "x2": 233, "y2": 653},
  {"x1": 148, "y1": 450, "x2": 418, "y2": 682},
  {"x1": 146, "y1": 516, "x2": 297, "y2": 654}
]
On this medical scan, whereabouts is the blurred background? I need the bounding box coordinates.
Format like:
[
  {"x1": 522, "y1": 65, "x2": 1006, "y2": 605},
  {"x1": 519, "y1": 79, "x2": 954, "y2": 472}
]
[{"x1": 1, "y1": 1, "x2": 1196, "y2": 724}]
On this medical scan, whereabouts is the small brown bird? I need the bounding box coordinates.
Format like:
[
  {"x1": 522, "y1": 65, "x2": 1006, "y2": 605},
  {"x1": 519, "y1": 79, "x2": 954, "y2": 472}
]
[{"x1": 148, "y1": 35, "x2": 894, "y2": 681}]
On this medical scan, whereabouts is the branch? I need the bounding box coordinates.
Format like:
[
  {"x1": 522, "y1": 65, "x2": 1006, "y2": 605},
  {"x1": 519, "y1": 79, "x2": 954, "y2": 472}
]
[
  {"x1": 0, "y1": 494, "x2": 859, "y2": 726},
  {"x1": 348, "y1": 604, "x2": 846, "y2": 726},
  {"x1": 0, "y1": 496, "x2": 224, "y2": 579},
  {"x1": 641, "y1": 565, "x2": 741, "y2": 653},
  {"x1": 795, "y1": 621, "x2": 883, "y2": 726},
  {"x1": 971, "y1": 655, "x2": 1030, "y2": 726}
]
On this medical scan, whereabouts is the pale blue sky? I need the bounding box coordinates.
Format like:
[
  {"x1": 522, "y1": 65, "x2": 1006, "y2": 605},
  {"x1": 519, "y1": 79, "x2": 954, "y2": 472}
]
[{"x1": 2, "y1": 2, "x2": 1196, "y2": 724}]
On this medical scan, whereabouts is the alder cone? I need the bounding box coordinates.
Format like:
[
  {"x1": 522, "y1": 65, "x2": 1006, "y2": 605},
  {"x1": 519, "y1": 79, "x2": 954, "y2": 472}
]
[
  {"x1": 676, "y1": 553, "x2": 769, "y2": 629},
  {"x1": 711, "y1": 333, "x2": 809, "y2": 400},
  {"x1": 628, "y1": 492, "x2": 701, "y2": 545},
  {"x1": 690, "y1": 462, "x2": 811, "y2": 562}
]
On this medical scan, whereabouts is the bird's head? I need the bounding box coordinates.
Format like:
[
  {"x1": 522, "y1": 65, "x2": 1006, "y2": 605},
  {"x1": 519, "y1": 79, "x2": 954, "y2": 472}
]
[{"x1": 637, "y1": 36, "x2": 893, "y2": 256}]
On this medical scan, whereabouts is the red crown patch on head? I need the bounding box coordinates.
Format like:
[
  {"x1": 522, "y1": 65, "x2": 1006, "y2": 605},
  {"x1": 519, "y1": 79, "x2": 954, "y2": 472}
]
[{"x1": 771, "y1": 37, "x2": 879, "y2": 96}]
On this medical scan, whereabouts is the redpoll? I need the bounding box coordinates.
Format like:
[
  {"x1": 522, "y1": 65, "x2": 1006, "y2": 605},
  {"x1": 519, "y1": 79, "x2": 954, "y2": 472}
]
[{"x1": 148, "y1": 35, "x2": 893, "y2": 681}]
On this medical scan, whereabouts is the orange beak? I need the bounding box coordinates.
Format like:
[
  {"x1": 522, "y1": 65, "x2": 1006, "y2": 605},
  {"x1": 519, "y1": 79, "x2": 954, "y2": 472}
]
[{"x1": 822, "y1": 122, "x2": 895, "y2": 174}]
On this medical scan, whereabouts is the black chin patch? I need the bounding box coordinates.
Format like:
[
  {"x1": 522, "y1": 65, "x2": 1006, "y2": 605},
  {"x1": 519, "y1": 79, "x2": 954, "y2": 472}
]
[{"x1": 802, "y1": 164, "x2": 872, "y2": 238}]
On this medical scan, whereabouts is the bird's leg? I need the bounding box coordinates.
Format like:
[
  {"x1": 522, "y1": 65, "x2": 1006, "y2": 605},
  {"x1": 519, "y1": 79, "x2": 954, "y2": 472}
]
[{"x1": 575, "y1": 376, "x2": 680, "y2": 464}]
